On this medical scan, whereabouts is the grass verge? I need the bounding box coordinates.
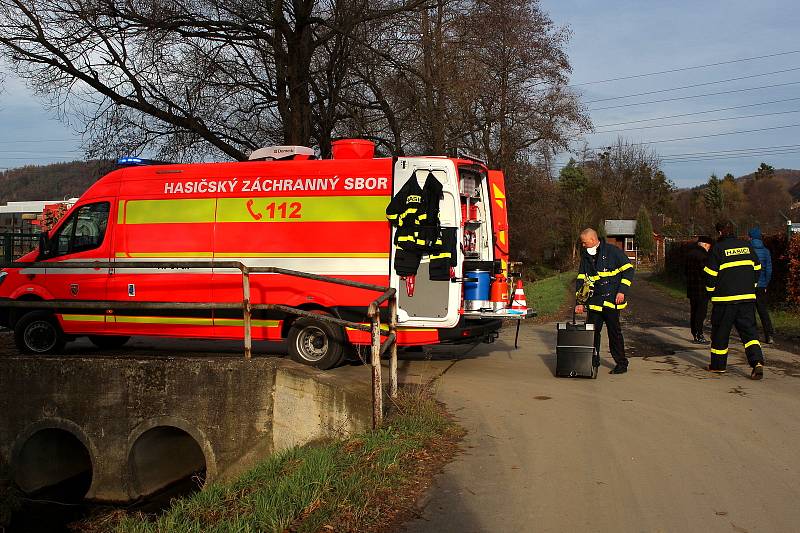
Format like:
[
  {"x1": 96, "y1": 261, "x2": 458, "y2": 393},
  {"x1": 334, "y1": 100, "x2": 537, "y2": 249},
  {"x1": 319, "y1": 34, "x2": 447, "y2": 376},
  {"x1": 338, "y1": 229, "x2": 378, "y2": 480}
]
[
  {"x1": 525, "y1": 272, "x2": 575, "y2": 321},
  {"x1": 646, "y1": 273, "x2": 686, "y2": 301},
  {"x1": 771, "y1": 308, "x2": 800, "y2": 338},
  {"x1": 79, "y1": 386, "x2": 464, "y2": 533}
]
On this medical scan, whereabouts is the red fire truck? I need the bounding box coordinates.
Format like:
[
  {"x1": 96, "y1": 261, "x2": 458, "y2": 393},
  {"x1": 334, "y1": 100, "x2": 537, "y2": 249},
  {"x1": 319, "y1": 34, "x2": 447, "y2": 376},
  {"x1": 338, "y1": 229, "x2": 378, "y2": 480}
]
[{"x1": 0, "y1": 140, "x2": 525, "y2": 368}]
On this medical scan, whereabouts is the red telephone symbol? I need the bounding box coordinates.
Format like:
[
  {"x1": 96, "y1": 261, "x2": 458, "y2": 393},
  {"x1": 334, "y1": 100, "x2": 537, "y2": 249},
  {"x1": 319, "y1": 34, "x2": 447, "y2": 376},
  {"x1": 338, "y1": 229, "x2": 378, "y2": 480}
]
[{"x1": 246, "y1": 199, "x2": 262, "y2": 220}]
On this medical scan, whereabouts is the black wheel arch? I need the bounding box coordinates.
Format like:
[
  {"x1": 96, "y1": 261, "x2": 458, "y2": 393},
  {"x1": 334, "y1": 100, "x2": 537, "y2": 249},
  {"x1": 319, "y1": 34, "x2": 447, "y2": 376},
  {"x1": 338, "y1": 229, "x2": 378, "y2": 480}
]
[{"x1": 280, "y1": 304, "x2": 343, "y2": 339}]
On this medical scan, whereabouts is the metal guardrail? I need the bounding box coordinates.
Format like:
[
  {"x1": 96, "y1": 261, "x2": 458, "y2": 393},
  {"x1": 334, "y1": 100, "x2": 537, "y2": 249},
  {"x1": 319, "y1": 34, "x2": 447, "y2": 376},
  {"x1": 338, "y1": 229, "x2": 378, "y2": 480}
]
[{"x1": 0, "y1": 260, "x2": 398, "y2": 427}]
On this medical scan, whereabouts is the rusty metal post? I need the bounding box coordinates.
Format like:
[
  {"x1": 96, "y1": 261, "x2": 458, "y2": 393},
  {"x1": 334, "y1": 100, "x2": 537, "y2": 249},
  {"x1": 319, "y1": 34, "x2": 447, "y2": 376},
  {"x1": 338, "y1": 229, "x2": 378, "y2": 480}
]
[
  {"x1": 389, "y1": 295, "x2": 398, "y2": 399},
  {"x1": 241, "y1": 265, "x2": 252, "y2": 360},
  {"x1": 370, "y1": 309, "x2": 383, "y2": 428}
]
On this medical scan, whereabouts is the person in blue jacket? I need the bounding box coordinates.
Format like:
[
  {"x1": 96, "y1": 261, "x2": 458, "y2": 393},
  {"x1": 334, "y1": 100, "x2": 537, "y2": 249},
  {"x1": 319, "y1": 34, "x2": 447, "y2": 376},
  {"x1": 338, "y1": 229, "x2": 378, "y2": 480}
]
[{"x1": 748, "y1": 227, "x2": 775, "y2": 344}]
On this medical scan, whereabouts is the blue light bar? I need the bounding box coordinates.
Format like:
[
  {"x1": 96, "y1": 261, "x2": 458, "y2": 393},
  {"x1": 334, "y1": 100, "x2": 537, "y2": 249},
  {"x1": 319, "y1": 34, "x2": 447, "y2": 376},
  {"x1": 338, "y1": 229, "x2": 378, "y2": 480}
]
[
  {"x1": 116, "y1": 156, "x2": 172, "y2": 167},
  {"x1": 117, "y1": 156, "x2": 143, "y2": 165}
]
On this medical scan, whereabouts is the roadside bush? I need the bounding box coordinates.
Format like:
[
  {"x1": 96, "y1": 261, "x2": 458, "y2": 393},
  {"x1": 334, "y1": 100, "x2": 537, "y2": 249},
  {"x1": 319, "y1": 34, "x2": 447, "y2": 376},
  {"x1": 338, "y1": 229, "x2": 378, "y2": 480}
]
[{"x1": 787, "y1": 234, "x2": 800, "y2": 308}]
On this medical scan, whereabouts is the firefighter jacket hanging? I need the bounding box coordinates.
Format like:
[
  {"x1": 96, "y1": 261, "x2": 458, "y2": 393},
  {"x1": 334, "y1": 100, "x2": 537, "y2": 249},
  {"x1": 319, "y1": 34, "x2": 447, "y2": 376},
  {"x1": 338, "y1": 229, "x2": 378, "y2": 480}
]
[
  {"x1": 386, "y1": 172, "x2": 456, "y2": 280},
  {"x1": 575, "y1": 239, "x2": 635, "y2": 312}
]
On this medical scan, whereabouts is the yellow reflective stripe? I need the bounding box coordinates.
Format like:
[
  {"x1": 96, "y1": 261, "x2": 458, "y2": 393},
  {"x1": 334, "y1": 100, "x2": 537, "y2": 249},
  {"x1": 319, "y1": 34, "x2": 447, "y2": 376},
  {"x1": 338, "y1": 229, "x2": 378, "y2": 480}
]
[
  {"x1": 117, "y1": 252, "x2": 389, "y2": 258},
  {"x1": 619, "y1": 263, "x2": 633, "y2": 272},
  {"x1": 398, "y1": 235, "x2": 415, "y2": 242},
  {"x1": 588, "y1": 305, "x2": 603, "y2": 311},
  {"x1": 598, "y1": 269, "x2": 619, "y2": 277},
  {"x1": 603, "y1": 301, "x2": 616, "y2": 308},
  {"x1": 577, "y1": 274, "x2": 586, "y2": 280},
  {"x1": 492, "y1": 183, "x2": 506, "y2": 200},
  {"x1": 429, "y1": 253, "x2": 451, "y2": 259},
  {"x1": 386, "y1": 213, "x2": 398, "y2": 220},
  {"x1": 706, "y1": 286, "x2": 715, "y2": 292},
  {"x1": 347, "y1": 325, "x2": 434, "y2": 332},
  {"x1": 116, "y1": 252, "x2": 213, "y2": 258},
  {"x1": 616, "y1": 301, "x2": 627, "y2": 309},
  {"x1": 719, "y1": 260, "x2": 754, "y2": 270},
  {"x1": 215, "y1": 319, "x2": 280, "y2": 327},
  {"x1": 61, "y1": 314, "x2": 105, "y2": 322},
  {"x1": 711, "y1": 294, "x2": 756, "y2": 302},
  {"x1": 621, "y1": 278, "x2": 632, "y2": 286},
  {"x1": 753, "y1": 264, "x2": 762, "y2": 271},
  {"x1": 417, "y1": 213, "x2": 428, "y2": 221},
  {"x1": 744, "y1": 340, "x2": 761, "y2": 348},
  {"x1": 215, "y1": 252, "x2": 389, "y2": 258},
  {"x1": 216, "y1": 196, "x2": 389, "y2": 223},
  {"x1": 111, "y1": 316, "x2": 213, "y2": 325},
  {"x1": 120, "y1": 199, "x2": 216, "y2": 224},
  {"x1": 704, "y1": 266, "x2": 718, "y2": 276},
  {"x1": 711, "y1": 347, "x2": 729, "y2": 355},
  {"x1": 588, "y1": 275, "x2": 600, "y2": 281}
]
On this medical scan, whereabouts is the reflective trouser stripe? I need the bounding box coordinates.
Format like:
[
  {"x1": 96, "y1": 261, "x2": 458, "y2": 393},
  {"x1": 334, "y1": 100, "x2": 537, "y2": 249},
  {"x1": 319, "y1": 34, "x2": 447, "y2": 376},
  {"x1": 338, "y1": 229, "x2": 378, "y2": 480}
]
[
  {"x1": 744, "y1": 339, "x2": 761, "y2": 348},
  {"x1": 711, "y1": 294, "x2": 756, "y2": 302},
  {"x1": 711, "y1": 347, "x2": 729, "y2": 355}
]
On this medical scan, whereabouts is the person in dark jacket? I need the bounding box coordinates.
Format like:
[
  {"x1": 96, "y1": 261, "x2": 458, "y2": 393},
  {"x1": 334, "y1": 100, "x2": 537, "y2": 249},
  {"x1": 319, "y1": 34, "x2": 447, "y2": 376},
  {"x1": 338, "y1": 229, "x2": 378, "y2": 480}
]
[
  {"x1": 685, "y1": 235, "x2": 713, "y2": 343},
  {"x1": 748, "y1": 227, "x2": 775, "y2": 343},
  {"x1": 574, "y1": 228, "x2": 635, "y2": 375},
  {"x1": 705, "y1": 220, "x2": 765, "y2": 379}
]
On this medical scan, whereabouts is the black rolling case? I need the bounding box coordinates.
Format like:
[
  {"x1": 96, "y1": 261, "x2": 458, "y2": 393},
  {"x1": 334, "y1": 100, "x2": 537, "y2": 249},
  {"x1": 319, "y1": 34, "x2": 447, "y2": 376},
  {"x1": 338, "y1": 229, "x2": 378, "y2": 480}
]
[{"x1": 556, "y1": 310, "x2": 598, "y2": 379}]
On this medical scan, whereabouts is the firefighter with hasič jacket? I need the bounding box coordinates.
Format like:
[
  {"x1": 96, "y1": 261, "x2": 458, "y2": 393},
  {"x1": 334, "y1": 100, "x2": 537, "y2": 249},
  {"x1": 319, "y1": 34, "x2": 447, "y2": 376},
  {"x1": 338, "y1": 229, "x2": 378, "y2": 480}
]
[
  {"x1": 574, "y1": 228, "x2": 635, "y2": 375},
  {"x1": 704, "y1": 220, "x2": 765, "y2": 379}
]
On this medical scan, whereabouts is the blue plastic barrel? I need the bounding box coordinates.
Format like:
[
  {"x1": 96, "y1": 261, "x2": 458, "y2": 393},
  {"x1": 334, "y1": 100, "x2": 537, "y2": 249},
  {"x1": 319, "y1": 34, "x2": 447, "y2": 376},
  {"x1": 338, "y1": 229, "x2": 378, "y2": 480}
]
[{"x1": 464, "y1": 270, "x2": 491, "y2": 301}]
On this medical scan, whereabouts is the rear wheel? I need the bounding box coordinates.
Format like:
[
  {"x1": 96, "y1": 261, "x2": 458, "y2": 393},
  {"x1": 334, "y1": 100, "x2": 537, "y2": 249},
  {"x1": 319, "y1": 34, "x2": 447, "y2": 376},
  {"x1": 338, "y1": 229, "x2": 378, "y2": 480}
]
[
  {"x1": 14, "y1": 311, "x2": 66, "y2": 354},
  {"x1": 287, "y1": 316, "x2": 346, "y2": 370},
  {"x1": 88, "y1": 335, "x2": 131, "y2": 350}
]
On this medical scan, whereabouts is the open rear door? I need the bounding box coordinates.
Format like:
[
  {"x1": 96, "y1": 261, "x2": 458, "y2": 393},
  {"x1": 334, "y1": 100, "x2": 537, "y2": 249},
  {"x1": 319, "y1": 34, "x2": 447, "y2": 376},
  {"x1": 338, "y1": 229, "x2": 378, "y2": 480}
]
[
  {"x1": 487, "y1": 170, "x2": 509, "y2": 275},
  {"x1": 390, "y1": 158, "x2": 461, "y2": 328}
]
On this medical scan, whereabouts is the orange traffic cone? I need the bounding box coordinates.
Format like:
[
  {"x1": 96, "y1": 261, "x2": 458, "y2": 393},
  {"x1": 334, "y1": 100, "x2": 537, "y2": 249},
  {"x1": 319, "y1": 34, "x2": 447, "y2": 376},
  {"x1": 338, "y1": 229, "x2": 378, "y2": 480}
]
[{"x1": 511, "y1": 279, "x2": 527, "y2": 311}]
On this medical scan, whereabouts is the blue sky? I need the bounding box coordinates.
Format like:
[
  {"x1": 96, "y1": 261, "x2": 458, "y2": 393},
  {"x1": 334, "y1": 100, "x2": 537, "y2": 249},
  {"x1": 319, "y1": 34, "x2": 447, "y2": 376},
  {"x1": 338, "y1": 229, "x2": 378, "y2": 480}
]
[
  {"x1": 542, "y1": 0, "x2": 800, "y2": 186},
  {"x1": 1, "y1": 0, "x2": 799, "y2": 188}
]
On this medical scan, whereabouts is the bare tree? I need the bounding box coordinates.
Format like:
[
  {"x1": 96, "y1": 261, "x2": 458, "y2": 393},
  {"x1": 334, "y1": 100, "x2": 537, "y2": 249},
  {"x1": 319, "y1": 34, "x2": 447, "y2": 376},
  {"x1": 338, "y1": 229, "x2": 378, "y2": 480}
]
[{"x1": 0, "y1": 0, "x2": 429, "y2": 160}]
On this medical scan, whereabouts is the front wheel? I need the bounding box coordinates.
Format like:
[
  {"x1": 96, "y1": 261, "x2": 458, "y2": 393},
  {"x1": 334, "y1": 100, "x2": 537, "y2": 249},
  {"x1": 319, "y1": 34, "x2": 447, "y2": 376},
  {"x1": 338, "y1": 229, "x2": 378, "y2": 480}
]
[
  {"x1": 14, "y1": 311, "x2": 66, "y2": 354},
  {"x1": 88, "y1": 335, "x2": 131, "y2": 350},
  {"x1": 287, "y1": 316, "x2": 346, "y2": 370}
]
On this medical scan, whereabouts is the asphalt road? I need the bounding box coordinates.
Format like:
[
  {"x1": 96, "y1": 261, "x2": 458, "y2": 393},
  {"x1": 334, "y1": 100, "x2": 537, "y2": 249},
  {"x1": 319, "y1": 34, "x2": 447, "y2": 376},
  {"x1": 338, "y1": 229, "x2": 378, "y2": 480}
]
[{"x1": 398, "y1": 278, "x2": 800, "y2": 533}]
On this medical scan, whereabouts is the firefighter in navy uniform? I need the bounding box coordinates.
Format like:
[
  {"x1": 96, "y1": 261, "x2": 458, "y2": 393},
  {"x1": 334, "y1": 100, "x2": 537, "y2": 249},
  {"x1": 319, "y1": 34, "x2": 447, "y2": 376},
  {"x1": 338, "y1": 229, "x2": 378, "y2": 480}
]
[
  {"x1": 704, "y1": 220, "x2": 765, "y2": 379},
  {"x1": 575, "y1": 228, "x2": 635, "y2": 375}
]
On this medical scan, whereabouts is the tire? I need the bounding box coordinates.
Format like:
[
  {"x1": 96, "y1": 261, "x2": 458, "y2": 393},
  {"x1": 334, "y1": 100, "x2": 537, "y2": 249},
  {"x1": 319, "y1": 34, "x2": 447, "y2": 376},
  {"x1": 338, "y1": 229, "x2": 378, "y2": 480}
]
[
  {"x1": 287, "y1": 316, "x2": 347, "y2": 370},
  {"x1": 14, "y1": 311, "x2": 66, "y2": 355},
  {"x1": 88, "y1": 335, "x2": 131, "y2": 350}
]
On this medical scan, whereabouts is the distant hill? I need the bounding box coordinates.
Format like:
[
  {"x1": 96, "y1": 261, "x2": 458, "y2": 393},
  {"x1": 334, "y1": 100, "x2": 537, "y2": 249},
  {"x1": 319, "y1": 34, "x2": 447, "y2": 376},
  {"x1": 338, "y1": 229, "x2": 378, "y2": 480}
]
[
  {"x1": 677, "y1": 169, "x2": 800, "y2": 198},
  {"x1": 735, "y1": 168, "x2": 800, "y2": 199},
  {"x1": 0, "y1": 160, "x2": 114, "y2": 202}
]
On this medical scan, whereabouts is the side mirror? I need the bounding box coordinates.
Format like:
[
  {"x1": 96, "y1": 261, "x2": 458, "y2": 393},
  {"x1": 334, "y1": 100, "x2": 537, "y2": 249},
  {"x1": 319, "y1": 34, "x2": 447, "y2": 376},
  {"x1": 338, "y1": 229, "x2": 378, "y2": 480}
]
[{"x1": 38, "y1": 231, "x2": 51, "y2": 258}]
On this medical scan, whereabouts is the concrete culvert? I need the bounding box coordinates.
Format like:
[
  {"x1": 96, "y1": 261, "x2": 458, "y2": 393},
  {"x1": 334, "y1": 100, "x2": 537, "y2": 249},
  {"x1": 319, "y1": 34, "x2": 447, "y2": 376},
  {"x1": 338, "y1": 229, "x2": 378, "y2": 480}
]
[
  {"x1": 129, "y1": 426, "x2": 206, "y2": 498},
  {"x1": 13, "y1": 428, "x2": 92, "y2": 500}
]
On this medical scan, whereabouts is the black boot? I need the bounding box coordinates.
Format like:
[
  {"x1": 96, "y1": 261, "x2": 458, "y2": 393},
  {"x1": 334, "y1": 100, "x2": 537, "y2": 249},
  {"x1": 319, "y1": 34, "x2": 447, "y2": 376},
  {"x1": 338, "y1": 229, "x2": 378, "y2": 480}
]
[{"x1": 610, "y1": 364, "x2": 628, "y2": 375}]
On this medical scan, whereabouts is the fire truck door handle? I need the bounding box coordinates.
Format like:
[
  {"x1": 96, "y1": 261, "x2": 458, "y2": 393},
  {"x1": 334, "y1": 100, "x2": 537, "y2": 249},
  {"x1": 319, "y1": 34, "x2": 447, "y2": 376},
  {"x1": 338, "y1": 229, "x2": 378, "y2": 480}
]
[{"x1": 451, "y1": 277, "x2": 478, "y2": 283}]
